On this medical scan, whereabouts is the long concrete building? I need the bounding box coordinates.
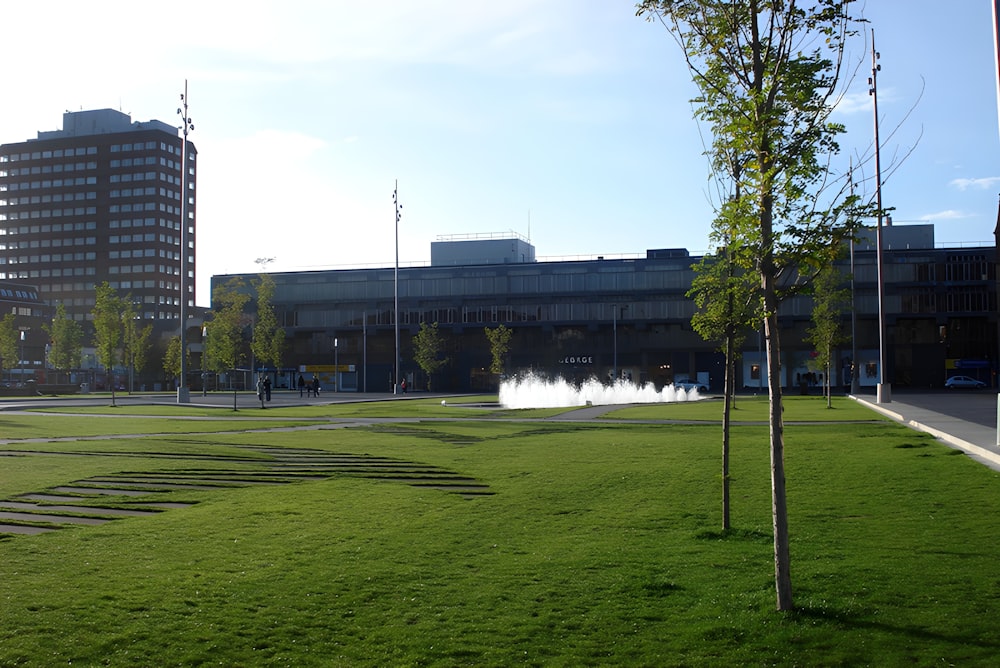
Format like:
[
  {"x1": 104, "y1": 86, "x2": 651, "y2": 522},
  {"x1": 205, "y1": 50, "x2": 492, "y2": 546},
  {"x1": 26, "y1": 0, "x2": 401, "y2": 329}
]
[{"x1": 211, "y1": 225, "x2": 997, "y2": 394}]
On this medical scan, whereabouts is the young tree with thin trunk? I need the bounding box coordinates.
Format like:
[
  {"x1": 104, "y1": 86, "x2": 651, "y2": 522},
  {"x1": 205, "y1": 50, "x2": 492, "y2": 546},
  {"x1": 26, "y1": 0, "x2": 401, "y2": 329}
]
[
  {"x1": 689, "y1": 230, "x2": 760, "y2": 531},
  {"x1": 806, "y1": 259, "x2": 851, "y2": 407},
  {"x1": 122, "y1": 302, "x2": 152, "y2": 393},
  {"x1": 92, "y1": 282, "x2": 127, "y2": 407},
  {"x1": 251, "y1": 273, "x2": 284, "y2": 383},
  {"x1": 639, "y1": 0, "x2": 866, "y2": 611},
  {"x1": 485, "y1": 324, "x2": 513, "y2": 380},
  {"x1": 204, "y1": 278, "x2": 251, "y2": 410},
  {"x1": 412, "y1": 321, "x2": 448, "y2": 391},
  {"x1": 163, "y1": 335, "x2": 188, "y2": 388},
  {"x1": 0, "y1": 313, "x2": 20, "y2": 386},
  {"x1": 44, "y1": 303, "x2": 83, "y2": 385}
]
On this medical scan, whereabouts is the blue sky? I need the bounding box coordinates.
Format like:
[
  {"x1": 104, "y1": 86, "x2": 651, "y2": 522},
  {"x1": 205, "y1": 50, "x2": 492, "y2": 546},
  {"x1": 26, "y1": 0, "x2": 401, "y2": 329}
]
[{"x1": 4, "y1": 1, "x2": 998, "y2": 306}]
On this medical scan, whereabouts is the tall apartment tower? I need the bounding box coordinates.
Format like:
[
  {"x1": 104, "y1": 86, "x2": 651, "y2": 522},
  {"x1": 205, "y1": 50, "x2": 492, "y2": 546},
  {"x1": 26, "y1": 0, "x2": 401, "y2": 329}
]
[{"x1": 0, "y1": 108, "x2": 196, "y2": 326}]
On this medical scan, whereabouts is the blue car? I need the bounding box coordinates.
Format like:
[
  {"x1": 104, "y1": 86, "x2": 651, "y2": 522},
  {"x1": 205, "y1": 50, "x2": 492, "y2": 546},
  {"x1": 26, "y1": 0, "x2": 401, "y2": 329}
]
[{"x1": 944, "y1": 375, "x2": 986, "y2": 389}]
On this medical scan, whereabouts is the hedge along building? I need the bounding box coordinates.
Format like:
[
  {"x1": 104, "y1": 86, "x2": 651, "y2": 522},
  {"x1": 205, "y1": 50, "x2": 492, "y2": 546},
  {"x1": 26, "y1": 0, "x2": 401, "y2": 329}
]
[{"x1": 209, "y1": 227, "x2": 997, "y2": 393}]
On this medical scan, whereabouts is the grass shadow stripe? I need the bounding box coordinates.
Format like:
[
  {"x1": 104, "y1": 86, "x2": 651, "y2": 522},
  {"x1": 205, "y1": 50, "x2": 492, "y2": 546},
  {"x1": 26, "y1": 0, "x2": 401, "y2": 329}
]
[
  {"x1": 0, "y1": 502, "x2": 161, "y2": 517},
  {"x1": 0, "y1": 511, "x2": 112, "y2": 526}
]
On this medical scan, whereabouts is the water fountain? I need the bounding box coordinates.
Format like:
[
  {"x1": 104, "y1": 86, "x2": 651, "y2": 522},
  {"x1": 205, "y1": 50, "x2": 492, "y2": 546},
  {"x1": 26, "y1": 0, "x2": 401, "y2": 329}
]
[{"x1": 498, "y1": 373, "x2": 702, "y2": 409}]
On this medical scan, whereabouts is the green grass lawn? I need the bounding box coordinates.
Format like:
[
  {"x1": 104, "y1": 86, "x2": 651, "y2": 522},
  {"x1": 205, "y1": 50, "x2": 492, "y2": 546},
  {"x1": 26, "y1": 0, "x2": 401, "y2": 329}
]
[
  {"x1": 0, "y1": 401, "x2": 998, "y2": 665},
  {"x1": 0, "y1": 413, "x2": 320, "y2": 440},
  {"x1": 17, "y1": 394, "x2": 572, "y2": 420},
  {"x1": 607, "y1": 394, "x2": 885, "y2": 422}
]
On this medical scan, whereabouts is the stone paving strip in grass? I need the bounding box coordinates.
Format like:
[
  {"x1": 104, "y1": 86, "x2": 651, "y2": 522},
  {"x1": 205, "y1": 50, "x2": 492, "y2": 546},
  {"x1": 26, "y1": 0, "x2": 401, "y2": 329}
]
[{"x1": 0, "y1": 442, "x2": 491, "y2": 536}]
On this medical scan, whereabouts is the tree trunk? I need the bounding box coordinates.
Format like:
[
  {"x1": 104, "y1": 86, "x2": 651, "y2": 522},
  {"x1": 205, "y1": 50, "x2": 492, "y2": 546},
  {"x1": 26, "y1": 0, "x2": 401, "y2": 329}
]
[
  {"x1": 722, "y1": 326, "x2": 734, "y2": 532},
  {"x1": 763, "y1": 286, "x2": 793, "y2": 611},
  {"x1": 825, "y1": 353, "x2": 833, "y2": 409}
]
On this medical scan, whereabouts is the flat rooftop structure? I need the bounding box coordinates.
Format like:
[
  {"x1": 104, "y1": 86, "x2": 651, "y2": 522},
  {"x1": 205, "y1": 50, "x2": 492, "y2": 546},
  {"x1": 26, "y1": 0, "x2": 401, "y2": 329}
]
[{"x1": 431, "y1": 233, "x2": 536, "y2": 266}]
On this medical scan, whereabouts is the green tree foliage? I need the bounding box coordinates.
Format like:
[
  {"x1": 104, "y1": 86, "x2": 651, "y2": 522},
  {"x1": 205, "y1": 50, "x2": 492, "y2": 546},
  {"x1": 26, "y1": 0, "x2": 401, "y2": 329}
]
[
  {"x1": 412, "y1": 321, "x2": 449, "y2": 391},
  {"x1": 251, "y1": 273, "x2": 284, "y2": 373},
  {"x1": 44, "y1": 303, "x2": 83, "y2": 383},
  {"x1": 688, "y1": 234, "x2": 760, "y2": 532},
  {"x1": 806, "y1": 260, "x2": 851, "y2": 407},
  {"x1": 204, "y1": 278, "x2": 251, "y2": 377},
  {"x1": 92, "y1": 282, "x2": 127, "y2": 405},
  {"x1": 485, "y1": 324, "x2": 512, "y2": 377},
  {"x1": 689, "y1": 241, "x2": 759, "y2": 355},
  {"x1": 0, "y1": 313, "x2": 19, "y2": 384},
  {"x1": 638, "y1": 0, "x2": 866, "y2": 612},
  {"x1": 163, "y1": 335, "x2": 188, "y2": 384},
  {"x1": 122, "y1": 301, "x2": 153, "y2": 393}
]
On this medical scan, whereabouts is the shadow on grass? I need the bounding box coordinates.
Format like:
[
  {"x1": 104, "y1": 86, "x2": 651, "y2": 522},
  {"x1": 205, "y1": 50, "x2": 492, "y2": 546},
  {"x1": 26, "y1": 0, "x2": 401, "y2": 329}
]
[
  {"x1": 641, "y1": 578, "x2": 684, "y2": 596},
  {"x1": 790, "y1": 604, "x2": 1000, "y2": 651},
  {"x1": 696, "y1": 527, "x2": 772, "y2": 542}
]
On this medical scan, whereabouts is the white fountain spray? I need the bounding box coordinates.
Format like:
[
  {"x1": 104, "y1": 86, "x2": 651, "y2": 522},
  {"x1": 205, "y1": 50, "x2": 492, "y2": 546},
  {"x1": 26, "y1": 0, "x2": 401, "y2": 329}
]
[{"x1": 499, "y1": 373, "x2": 702, "y2": 409}]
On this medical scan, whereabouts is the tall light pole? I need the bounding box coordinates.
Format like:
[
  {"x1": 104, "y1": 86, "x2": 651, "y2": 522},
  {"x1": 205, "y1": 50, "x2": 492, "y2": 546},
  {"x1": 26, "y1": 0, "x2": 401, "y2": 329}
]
[
  {"x1": 363, "y1": 310, "x2": 368, "y2": 393},
  {"x1": 869, "y1": 31, "x2": 890, "y2": 404},
  {"x1": 848, "y1": 162, "x2": 861, "y2": 395},
  {"x1": 201, "y1": 325, "x2": 208, "y2": 396},
  {"x1": 177, "y1": 80, "x2": 194, "y2": 404},
  {"x1": 334, "y1": 337, "x2": 339, "y2": 392},
  {"x1": 393, "y1": 182, "x2": 402, "y2": 394},
  {"x1": 612, "y1": 303, "x2": 627, "y2": 382},
  {"x1": 19, "y1": 329, "x2": 25, "y2": 386},
  {"x1": 612, "y1": 304, "x2": 618, "y2": 382}
]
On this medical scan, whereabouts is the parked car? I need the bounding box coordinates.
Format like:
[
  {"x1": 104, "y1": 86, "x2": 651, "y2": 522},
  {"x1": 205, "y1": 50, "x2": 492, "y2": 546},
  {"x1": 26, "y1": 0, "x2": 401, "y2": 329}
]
[
  {"x1": 944, "y1": 375, "x2": 987, "y2": 389},
  {"x1": 674, "y1": 381, "x2": 709, "y2": 393}
]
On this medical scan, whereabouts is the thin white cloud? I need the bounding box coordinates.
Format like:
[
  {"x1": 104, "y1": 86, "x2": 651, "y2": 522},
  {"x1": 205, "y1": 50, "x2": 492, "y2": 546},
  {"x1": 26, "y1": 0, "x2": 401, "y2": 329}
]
[
  {"x1": 833, "y1": 91, "x2": 872, "y2": 115},
  {"x1": 922, "y1": 210, "x2": 971, "y2": 221},
  {"x1": 949, "y1": 176, "x2": 1000, "y2": 191}
]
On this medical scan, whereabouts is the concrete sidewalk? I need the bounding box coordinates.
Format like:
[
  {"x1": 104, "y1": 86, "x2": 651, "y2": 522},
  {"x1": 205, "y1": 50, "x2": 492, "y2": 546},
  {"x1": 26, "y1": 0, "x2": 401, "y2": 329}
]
[{"x1": 852, "y1": 392, "x2": 1000, "y2": 472}]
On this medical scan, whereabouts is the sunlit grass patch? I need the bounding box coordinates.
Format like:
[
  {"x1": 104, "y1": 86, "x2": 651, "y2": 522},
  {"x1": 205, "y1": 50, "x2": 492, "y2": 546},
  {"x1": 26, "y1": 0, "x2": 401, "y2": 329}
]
[{"x1": 0, "y1": 407, "x2": 997, "y2": 665}]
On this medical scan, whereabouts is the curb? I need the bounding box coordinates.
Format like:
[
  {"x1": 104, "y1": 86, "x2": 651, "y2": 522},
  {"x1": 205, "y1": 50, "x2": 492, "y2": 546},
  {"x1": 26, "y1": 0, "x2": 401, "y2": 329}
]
[{"x1": 851, "y1": 396, "x2": 1000, "y2": 470}]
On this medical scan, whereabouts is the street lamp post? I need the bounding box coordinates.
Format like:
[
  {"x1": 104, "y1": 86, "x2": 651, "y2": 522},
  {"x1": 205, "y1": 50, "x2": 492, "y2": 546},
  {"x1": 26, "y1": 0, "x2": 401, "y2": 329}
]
[
  {"x1": 19, "y1": 329, "x2": 25, "y2": 386},
  {"x1": 870, "y1": 31, "x2": 891, "y2": 404},
  {"x1": 850, "y1": 235, "x2": 861, "y2": 395},
  {"x1": 334, "y1": 337, "x2": 339, "y2": 392},
  {"x1": 848, "y1": 163, "x2": 861, "y2": 395},
  {"x1": 201, "y1": 325, "x2": 208, "y2": 396},
  {"x1": 393, "y1": 182, "x2": 402, "y2": 394},
  {"x1": 363, "y1": 311, "x2": 367, "y2": 393},
  {"x1": 612, "y1": 304, "x2": 628, "y2": 383},
  {"x1": 177, "y1": 80, "x2": 194, "y2": 404},
  {"x1": 613, "y1": 304, "x2": 618, "y2": 382}
]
